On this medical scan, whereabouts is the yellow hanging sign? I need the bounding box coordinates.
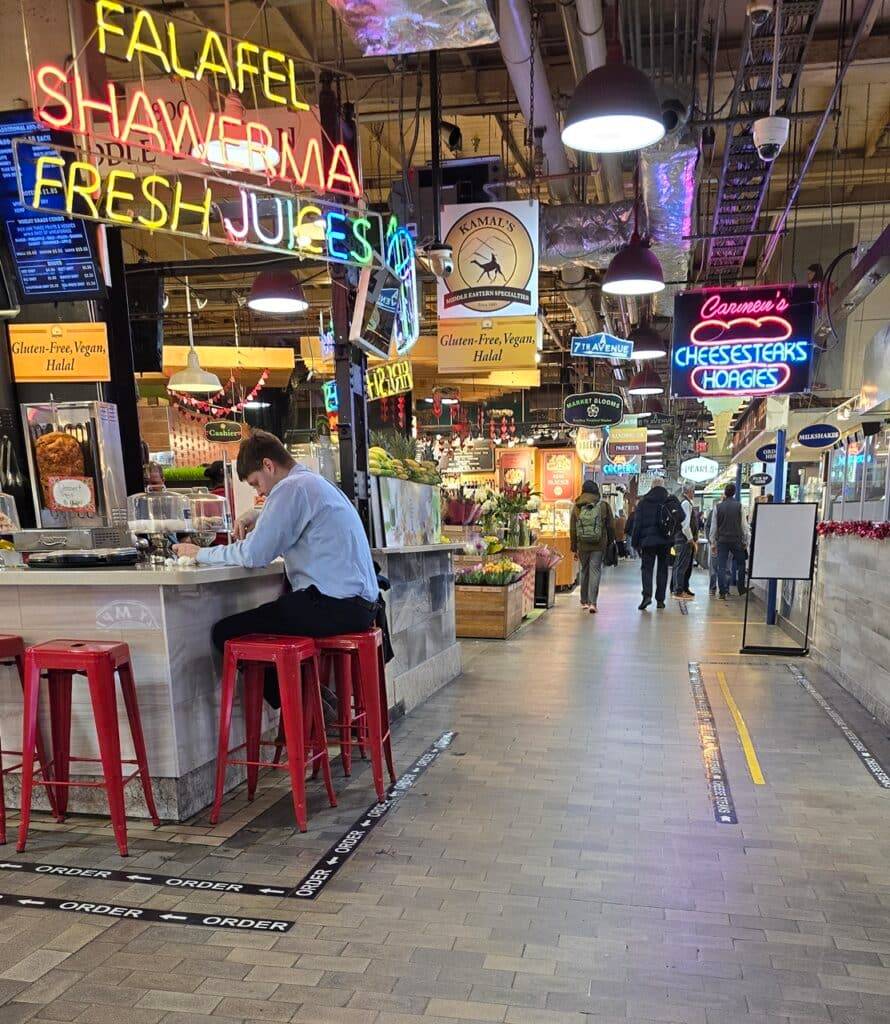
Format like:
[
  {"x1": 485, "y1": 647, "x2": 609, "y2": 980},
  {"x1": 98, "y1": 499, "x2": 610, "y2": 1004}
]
[{"x1": 8, "y1": 322, "x2": 110, "y2": 382}]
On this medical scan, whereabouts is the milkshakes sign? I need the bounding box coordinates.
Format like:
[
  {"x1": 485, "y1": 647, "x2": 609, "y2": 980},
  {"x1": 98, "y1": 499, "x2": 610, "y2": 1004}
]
[
  {"x1": 671, "y1": 284, "x2": 816, "y2": 398},
  {"x1": 438, "y1": 201, "x2": 538, "y2": 319}
]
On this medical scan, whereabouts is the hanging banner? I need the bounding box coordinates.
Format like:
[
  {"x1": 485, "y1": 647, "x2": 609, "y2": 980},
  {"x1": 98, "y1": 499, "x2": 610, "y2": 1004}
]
[
  {"x1": 680, "y1": 456, "x2": 719, "y2": 483},
  {"x1": 540, "y1": 451, "x2": 578, "y2": 502},
  {"x1": 562, "y1": 391, "x2": 623, "y2": 427},
  {"x1": 570, "y1": 332, "x2": 633, "y2": 360},
  {"x1": 437, "y1": 316, "x2": 539, "y2": 373},
  {"x1": 8, "y1": 322, "x2": 109, "y2": 382},
  {"x1": 438, "y1": 201, "x2": 538, "y2": 320},
  {"x1": 671, "y1": 285, "x2": 817, "y2": 398}
]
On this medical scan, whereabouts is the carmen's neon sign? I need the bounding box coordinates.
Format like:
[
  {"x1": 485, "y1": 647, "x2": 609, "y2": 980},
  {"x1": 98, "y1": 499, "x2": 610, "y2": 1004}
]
[{"x1": 670, "y1": 286, "x2": 816, "y2": 399}]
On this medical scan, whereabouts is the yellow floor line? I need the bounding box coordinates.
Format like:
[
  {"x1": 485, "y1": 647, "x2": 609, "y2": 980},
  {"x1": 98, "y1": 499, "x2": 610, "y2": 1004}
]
[{"x1": 716, "y1": 671, "x2": 766, "y2": 785}]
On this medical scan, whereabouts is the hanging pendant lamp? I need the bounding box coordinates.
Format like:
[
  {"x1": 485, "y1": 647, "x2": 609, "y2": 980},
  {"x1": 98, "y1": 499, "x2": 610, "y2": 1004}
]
[
  {"x1": 561, "y1": 2, "x2": 664, "y2": 154},
  {"x1": 562, "y1": 63, "x2": 665, "y2": 154},
  {"x1": 603, "y1": 161, "x2": 664, "y2": 296},
  {"x1": 627, "y1": 366, "x2": 664, "y2": 396},
  {"x1": 248, "y1": 270, "x2": 309, "y2": 314},
  {"x1": 167, "y1": 279, "x2": 222, "y2": 394},
  {"x1": 628, "y1": 323, "x2": 667, "y2": 360}
]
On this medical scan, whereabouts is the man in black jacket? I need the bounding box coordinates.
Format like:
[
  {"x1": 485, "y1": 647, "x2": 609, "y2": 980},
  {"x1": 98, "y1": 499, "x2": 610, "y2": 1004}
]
[
  {"x1": 631, "y1": 478, "x2": 685, "y2": 611},
  {"x1": 709, "y1": 482, "x2": 750, "y2": 599}
]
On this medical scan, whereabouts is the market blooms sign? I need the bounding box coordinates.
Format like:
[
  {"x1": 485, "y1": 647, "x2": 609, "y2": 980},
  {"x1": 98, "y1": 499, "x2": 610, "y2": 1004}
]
[
  {"x1": 17, "y1": 0, "x2": 417, "y2": 312},
  {"x1": 671, "y1": 285, "x2": 817, "y2": 399}
]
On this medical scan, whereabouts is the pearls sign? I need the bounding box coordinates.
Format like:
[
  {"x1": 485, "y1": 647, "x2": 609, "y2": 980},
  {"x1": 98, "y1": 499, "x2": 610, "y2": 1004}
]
[{"x1": 680, "y1": 456, "x2": 720, "y2": 483}]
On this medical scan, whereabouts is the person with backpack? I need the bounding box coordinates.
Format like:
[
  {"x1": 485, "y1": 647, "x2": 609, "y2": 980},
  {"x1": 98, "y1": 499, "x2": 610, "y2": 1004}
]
[
  {"x1": 631, "y1": 477, "x2": 685, "y2": 611},
  {"x1": 570, "y1": 479, "x2": 613, "y2": 613}
]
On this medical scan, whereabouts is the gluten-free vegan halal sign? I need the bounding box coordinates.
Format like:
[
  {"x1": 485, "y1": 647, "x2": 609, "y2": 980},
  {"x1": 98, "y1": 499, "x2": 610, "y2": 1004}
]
[{"x1": 439, "y1": 201, "x2": 538, "y2": 318}]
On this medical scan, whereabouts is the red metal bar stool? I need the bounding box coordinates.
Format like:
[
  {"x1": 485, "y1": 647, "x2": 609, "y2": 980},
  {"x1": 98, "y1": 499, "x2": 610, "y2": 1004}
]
[
  {"x1": 18, "y1": 640, "x2": 160, "y2": 856},
  {"x1": 315, "y1": 628, "x2": 395, "y2": 802},
  {"x1": 209, "y1": 634, "x2": 336, "y2": 832},
  {"x1": 0, "y1": 635, "x2": 58, "y2": 842}
]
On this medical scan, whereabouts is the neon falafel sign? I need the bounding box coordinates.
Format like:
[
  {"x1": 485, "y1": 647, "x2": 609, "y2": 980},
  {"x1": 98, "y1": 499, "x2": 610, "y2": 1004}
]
[{"x1": 670, "y1": 285, "x2": 817, "y2": 399}]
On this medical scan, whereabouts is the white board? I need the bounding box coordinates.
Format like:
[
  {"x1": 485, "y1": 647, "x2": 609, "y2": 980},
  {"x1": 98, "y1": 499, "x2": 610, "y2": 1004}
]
[{"x1": 749, "y1": 503, "x2": 818, "y2": 581}]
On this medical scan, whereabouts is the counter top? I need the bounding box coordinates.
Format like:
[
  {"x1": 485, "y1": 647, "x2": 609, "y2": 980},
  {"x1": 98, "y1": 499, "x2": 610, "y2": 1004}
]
[
  {"x1": 372, "y1": 544, "x2": 464, "y2": 555},
  {"x1": 0, "y1": 564, "x2": 284, "y2": 587}
]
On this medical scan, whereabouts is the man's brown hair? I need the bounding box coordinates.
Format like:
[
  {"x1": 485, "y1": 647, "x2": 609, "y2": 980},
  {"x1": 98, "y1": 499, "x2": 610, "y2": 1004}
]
[{"x1": 236, "y1": 430, "x2": 293, "y2": 480}]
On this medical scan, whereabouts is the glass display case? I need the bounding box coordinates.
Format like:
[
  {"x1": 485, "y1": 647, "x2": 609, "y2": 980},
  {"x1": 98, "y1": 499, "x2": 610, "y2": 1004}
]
[
  {"x1": 22, "y1": 401, "x2": 127, "y2": 529},
  {"x1": 127, "y1": 491, "x2": 192, "y2": 535},
  {"x1": 0, "y1": 492, "x2": 20, "y2": 534},
  {"x1": 184, "y1": 489, "x2": 230, "y2": 545}
]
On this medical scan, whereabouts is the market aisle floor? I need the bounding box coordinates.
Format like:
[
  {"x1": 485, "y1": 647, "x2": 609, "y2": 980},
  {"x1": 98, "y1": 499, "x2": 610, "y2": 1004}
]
[{"x1": 1, "y1": 560, "x2": 890, "y2": 1024}]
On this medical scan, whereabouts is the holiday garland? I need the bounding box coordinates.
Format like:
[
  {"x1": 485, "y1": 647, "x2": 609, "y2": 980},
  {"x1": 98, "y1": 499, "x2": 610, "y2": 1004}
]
[
  {"x1": 169, "y1": 369, "x2": 270, "y2": 417},
  {"x1": 817, "y1": 520, "x2": 890, "y2": 541}
]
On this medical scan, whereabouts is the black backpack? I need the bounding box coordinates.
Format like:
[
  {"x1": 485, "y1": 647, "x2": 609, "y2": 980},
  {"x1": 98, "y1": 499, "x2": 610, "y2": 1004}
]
[{"x1": 658, "y1": 499, "x2": 683, "y2": 540}]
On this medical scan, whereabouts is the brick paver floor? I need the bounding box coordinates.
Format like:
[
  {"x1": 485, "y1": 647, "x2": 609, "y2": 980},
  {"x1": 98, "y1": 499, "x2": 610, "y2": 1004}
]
[{"x1": 0, "y1": 560, "x2": 889, "y2": 1023}]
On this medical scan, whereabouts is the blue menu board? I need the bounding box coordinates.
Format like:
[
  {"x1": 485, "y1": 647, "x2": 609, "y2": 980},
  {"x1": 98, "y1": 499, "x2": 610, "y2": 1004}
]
[{"x1": 0, "y1": 111, "x2": 103, "y2": 302}]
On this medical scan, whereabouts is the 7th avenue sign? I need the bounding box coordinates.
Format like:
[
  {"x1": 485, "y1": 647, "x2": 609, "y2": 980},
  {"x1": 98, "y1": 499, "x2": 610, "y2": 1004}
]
[
  {"x1": 563, "y1": 391, "x2": 624, "y2": 427},
  {"x1": 570, "y1": 332, "x2": 634, "y2": 360}
]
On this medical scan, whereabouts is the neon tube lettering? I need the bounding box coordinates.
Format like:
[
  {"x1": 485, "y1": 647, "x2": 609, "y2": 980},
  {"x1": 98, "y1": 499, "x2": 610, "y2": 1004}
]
[
  {"x1": 171, "y1": 180, "x2": 212, "y2": 235},
  {"x1": 138, "y1": 174, "x2": 171, "y2": 229},
  {"x1": 125, "y1": 9, "x2": 171, "y2": 72},
  {"x1": 95, "y1": 0, "x2": 126, "y2": 54},
  {"x1": 690, "y1": 315, "x2": 792, "y2": 346},
  {"x1": 32, "y1": 155, "x2": 67, "y2": 209},
  {"x1": 195, "y1": 31, "x2": 236, "y2": 90},
  {"x1": 223, "y1": 190, "x2": 250, "y2": 242}
]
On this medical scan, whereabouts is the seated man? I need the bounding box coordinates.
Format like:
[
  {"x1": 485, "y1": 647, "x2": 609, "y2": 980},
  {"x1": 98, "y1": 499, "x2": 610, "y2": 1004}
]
[{"x1": 173, "y1": 430, "x2": 380, "y2": 705}]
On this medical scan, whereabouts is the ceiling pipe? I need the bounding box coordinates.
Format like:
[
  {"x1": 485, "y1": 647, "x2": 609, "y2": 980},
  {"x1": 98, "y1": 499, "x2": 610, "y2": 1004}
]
[
  {"x1": 561, "y1": 0, "x2": 626, "y2": 201},
  {"x1": 498, "y1": 0, "x2": 601, "y2": 336}
]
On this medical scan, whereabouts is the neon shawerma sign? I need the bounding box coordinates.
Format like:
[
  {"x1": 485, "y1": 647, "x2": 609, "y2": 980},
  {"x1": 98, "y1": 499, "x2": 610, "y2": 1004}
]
[
  {"x1": 15, "y1": 0, "x2": 418, "y2": 325},
  {"x1": 670, "y1": 285, "x2": 817, "y2": 398}
]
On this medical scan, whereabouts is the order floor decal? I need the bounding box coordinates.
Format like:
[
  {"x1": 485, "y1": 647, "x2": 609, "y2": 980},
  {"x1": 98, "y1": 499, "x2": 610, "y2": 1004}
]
[
  {"x1": 688, "y1": 662, "x2": 738, "y2": 824},
  {"x1": 788, "y1": 665, "x2": 890, "y2": 788},
  {"x1": 289, "y1": 730, "x2": 456, "y2": 899},
  {"x1": 0, "y1": 893, "x2": 293, "y2": 931}
]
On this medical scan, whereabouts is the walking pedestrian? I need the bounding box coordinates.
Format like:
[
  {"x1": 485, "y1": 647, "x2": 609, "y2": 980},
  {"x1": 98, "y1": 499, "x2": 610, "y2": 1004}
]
[
  {"x1": 570, "y1": 480, "x2": 613, "y2": 614},
  {"x1": 671, "y1": 484, "x2": 698, "y2": 600},
  {"x1": 709, "y1": 482, "x2": 750, "y2": 599},
  {"x1": 612, "y1": 506, "x2": 628, "y2": 558},
  {"x1": 631, "y1": 477, "x2": 684, "y2": 611}
]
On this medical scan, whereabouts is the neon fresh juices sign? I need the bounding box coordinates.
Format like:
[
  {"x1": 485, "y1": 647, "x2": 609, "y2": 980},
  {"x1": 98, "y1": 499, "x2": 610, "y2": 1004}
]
[
  {"x1": 670, "y1": 285, "x2": 817, "y2": 398},
  {"x1": 18, "y1": 0, "x2": 414, "y2": 281}
]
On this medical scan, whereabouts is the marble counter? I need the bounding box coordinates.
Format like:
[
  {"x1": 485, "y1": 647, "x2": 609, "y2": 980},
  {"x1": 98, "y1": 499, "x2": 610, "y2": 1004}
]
[{"x1": 0, "y1": 565, "x2": 284, "y2": 821}]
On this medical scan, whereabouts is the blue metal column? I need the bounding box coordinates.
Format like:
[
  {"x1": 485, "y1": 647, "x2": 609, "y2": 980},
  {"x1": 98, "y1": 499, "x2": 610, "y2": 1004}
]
[
  {"x1": 735, "y1": 461, "x2": 743, "y2": 498},
  {"x1": 766, "y1": 427, "x2": 787, "y2": 625}
]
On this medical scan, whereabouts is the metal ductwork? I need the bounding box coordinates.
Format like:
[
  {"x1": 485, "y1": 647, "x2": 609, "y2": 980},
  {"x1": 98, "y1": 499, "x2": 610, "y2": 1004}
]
[
  {"x1": 538, "y1": 137, "x2": 697, "y2": 317},
  {"x1": 640, "y1": 135, "x2": 698, "y2": 315}
]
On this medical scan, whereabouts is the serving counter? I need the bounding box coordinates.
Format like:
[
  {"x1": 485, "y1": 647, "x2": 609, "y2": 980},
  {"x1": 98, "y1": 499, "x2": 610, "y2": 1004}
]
[
  {"x1": 0, "y1": 546, "x2": 462, "y2": 822},
  {"x1": 0, "y1": 564, "x2": 284, "y2": 821}
]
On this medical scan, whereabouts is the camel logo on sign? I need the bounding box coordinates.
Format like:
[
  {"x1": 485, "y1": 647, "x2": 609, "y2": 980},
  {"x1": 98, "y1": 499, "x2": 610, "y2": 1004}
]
[{"x1": 439, "y1": 201, "x2": 538, "y2": 318}]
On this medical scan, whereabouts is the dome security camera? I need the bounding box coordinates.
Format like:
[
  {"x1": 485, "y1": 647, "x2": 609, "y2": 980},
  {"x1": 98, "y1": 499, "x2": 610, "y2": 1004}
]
[
  {"x1": 753, "y1": 115, "x2": 789, "y2": 162},
  {"x1": 417, "y1": 241, "x2": 454, "y2": 279},
  {"x1": 747, "y1": 0, "x2": 772, "y2": 26}
]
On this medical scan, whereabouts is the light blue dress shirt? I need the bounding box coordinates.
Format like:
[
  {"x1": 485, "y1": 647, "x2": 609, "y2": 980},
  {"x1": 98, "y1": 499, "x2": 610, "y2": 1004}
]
[{"x1": 195, "y1": 464, "x2": 379, "y2": 603}]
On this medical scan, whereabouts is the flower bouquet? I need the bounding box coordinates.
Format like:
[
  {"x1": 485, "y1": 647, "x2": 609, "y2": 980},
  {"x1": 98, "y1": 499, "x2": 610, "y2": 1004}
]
[
  {"x1": 456, "y1": 559, "x2": 525, "y2": 587},
  {"x1": 535, "y1": 544, "x2": 564, "y2": 571}
]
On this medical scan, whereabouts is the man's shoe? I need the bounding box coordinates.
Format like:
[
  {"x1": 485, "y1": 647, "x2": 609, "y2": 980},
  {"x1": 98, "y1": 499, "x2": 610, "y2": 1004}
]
[
  {"x1": 709, "y1": 589, "x2": 717, "y2": 596},
  {"x1": 638, "y1": 599, "x2": 651, "y2": 611},
  {"x1": 737, "y1": 586, "x2": 749, "y2": 596},
  {"x1": 656, "y1": 601, "x2": 666, "y2": 609},
  {"x1": 681, "y1": 591, "x2": 695, "y2": 599},
  {"x1": 719, "y1": 592, "x2": 727, "y2": 600}
]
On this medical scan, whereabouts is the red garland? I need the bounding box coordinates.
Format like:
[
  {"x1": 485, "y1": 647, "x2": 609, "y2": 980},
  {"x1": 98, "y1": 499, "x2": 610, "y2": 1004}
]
[{"x1": 817, "y1": 520, "x2": 890, "y2": 541}]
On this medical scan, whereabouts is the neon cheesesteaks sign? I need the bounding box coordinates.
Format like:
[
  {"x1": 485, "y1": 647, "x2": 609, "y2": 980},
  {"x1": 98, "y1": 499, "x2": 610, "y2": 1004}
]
[
  {"x1": 19, "y1": 0, "x2": 414, "y2": 281},
  {"x1": 670, "y1": 285, "x2": 817, "y2": 398}
]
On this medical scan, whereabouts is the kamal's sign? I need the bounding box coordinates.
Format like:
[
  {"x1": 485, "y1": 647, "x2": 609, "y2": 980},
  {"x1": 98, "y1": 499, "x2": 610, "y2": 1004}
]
[
  {"x1": 671, "y1": 285, "x2": 817, "y2": 398},
  {"x1": 438, "y1": 201, "x2": 538, "y2": 320},
  {"x1": 570, "y1": 332, "x2": 633, "y2": 360}
]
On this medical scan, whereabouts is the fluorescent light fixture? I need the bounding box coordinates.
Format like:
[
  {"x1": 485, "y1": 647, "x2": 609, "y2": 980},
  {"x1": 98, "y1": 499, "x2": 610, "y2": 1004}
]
[
  {"x1": 192, "y1": 95, "x2": 280, "y2": 173},
  {"x1": 646, "y1": 439, "x2": 665, "y2": 448},
  {"x1": 243, "y1": 400, "x2": 271, "y2": 409},
  {"x1": 647, "y1": 426, "x2": 664, "y2": 437}
]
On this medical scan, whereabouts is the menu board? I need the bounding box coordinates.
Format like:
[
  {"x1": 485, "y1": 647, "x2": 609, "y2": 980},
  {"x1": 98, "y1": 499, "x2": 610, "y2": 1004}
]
[
  {"x1": 444, "y1": 441, "x2": 495, "y2": 475},
  {"x1": 0, "y1": 111, "x2": 102, "y2": 303}
]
